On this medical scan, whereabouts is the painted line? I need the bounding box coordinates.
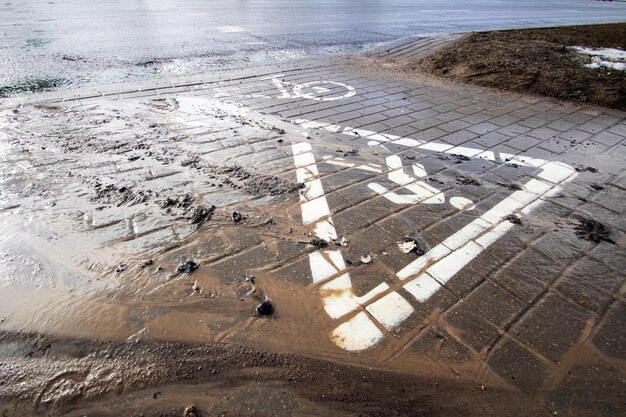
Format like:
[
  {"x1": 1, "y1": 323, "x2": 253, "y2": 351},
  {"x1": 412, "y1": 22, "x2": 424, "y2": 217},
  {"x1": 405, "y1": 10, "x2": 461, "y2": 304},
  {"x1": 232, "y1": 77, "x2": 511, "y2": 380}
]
[{"x1": 292, "y1": 119, "x2": 578, "y2": 351}]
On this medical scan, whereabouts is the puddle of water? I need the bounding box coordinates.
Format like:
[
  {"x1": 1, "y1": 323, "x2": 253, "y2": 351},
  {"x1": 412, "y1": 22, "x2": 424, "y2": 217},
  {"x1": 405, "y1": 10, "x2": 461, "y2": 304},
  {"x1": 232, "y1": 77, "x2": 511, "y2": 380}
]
[
  {"x1": 23, "y1": 37, "x2": 53, "y2": 48},
  {"x1": 0, "y1": 77, "x2": 73, "y2": 96}
]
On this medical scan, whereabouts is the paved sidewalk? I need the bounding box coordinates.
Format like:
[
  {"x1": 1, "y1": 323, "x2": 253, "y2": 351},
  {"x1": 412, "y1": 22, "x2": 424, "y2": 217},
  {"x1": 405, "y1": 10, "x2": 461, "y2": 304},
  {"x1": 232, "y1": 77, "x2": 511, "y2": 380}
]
[{"x1": 1, "y1": 39, "x2": 625, "y2": 416}]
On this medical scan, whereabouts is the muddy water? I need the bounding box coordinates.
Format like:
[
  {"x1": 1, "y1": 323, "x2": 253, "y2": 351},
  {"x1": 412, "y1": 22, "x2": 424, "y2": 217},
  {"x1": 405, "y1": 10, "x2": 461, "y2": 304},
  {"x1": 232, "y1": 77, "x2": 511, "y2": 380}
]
[{"x1": 0, "y1": 97, "x2": 364, "y2": 369}]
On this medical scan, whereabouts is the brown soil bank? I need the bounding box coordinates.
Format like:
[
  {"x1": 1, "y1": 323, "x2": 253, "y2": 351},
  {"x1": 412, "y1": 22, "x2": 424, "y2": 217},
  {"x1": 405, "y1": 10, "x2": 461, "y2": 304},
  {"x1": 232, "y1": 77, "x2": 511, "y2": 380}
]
[{"x1": 414, "y1": 23, "x2": 626, "y2": 110}]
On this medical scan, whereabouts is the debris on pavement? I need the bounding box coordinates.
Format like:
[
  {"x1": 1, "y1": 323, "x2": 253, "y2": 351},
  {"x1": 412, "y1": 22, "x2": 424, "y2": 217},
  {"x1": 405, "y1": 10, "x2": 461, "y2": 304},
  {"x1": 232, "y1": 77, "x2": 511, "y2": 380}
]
[
  {"x1": 231, "y1": 211, "x2": 243, "y2": 222},
  {"x1": 309, "y1": 237, "x2": 329, "y2": 248},
  {"x1": 183, "y1": 405, "x2": 198, "y2": 417},
  {"x1": 256, "y1": 300, "x2": 274, "y2": 316},
  {"x1": 397, "y1": 237, "x2": 425, "y2": 255},
  {"x1": 574, "y1": 218, "x2": 615, "y2": 244},
  {"x1": 504, "y1": 214, "x2": 522, "y2": 224},
  {"x1": 178, "y1": 260, "x2": 200, "y2": 274},
  {"x1": 455, "y1": 175, "x2": 481, "y2": 186},
  {"x1": 188, "y1": 205, "x2": 215, "y2": 224},
  {"x1": 360, "y1": 254, "x2": 372, "y2": 264}
]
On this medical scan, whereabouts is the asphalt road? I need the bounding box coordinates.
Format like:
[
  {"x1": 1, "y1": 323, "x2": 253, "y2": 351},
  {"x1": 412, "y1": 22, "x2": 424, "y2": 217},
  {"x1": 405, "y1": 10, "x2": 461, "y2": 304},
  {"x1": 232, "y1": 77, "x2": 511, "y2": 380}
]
[{"x1": 1, "y1": 0, "x2": 626, "y2": 92}]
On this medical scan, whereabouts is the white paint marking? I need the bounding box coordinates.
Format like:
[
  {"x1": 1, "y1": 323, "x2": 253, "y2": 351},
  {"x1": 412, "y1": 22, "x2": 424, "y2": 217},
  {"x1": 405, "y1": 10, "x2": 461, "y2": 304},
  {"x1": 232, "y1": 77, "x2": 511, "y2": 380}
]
[
  {"x1": 293, "y1": 118, "x2": 578, "y2": 351},
  {"x1": 403, "y1": 273, "x2": 442, "y2": 302},
  {"x1": 365, "y1": 292, "x2": 414, "y2": 330},
  {"x1": 331, "y1": 312, "x2": 384, "y2": 352}
]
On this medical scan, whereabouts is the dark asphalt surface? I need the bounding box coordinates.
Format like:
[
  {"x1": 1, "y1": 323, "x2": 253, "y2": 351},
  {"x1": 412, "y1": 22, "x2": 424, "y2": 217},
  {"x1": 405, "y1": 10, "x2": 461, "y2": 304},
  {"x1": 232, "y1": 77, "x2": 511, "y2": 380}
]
[{"x1": 1, "y1": 0, "x2": 626, "y2": 92}]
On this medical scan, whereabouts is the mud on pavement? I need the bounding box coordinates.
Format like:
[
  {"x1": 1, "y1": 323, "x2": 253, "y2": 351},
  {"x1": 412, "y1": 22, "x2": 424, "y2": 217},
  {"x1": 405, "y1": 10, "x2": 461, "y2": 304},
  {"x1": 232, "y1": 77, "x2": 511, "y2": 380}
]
[{"x1": 1, "y1": 52, "x2": 626, "y2": 416}]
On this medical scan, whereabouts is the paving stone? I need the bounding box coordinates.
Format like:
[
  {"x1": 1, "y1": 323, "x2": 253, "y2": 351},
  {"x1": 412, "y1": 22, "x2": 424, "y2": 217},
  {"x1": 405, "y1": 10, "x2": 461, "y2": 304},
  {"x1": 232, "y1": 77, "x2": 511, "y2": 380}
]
[
  {"x1": 392, "y1": 285, "x2": 459, "y2": 336},
  {"x1": 546, "y1": 119, "x2": 579, "y2": 132},
  {"x1": 487, "y1": 337, "x2": 550, "y2": 394},
  {"x1": 443, "y1": 301, "x2": 501, "y2": 352},
  {"x1": 270, "y1": 254, "x2": 313, "y2": 286},
  {"x1": 588, "y1": 234, "x2": 626, "y2": 271},
  {"x1": 591, "y1": 132, "x2": 625, "y2": 146},
  {"x1": 577, "y1": 121, "x2": 609, "y2": 135},
  {"x1": 472, "y1": 131, "x2": 510, "y2": 148},
  {"x1": 532, "y1": 229, "x2": 593, "y2": 264},
  {"x1": 544, "y1": 363, "x2": 626, "y2": 417},
  {"x1": 527, "y1": 127, "x2": 560, "y2": 140},
  {"x1": 467, "y1": 122, "x2": 499, "y2": 135},
  {"x1": 348, "y1": 263, "x2": 397, "y2": 296},
  {"x1": 201, "y1": 243, "x2": 274, "y2": 285},
  {"x1": 439, "y1": 130, "x2": 478, "y2": 145},
  {"x1": 344, "y1": 224, "x2": 396, "y2": 259},
  {"x1": 454, "y1": 279, "x2": 527, "y2": 328},
  {"x1": 592, "y1": 301, "x2": 626, "y2": 359},
  {"x1": 410, "y1": 325, "x2": 475, "y2": 363},
  {"x1": 492, "y1": 249, "x2": 565, "y2": 304},
  {"x1": 505, "y1": 135, "x2": 543, "y2": 151},
  {"x1": 557, "y1": 129, "x2": 594, "y2": 142},
  {"x1": 497, "y1": 123, "x2": 532, "y2": 137},
  {"x1": 489, "y1": 114, "x2": 521, "y2": 127},
  {"x1": 556, "y1": 257, "x2": 623, "y2": 314},
  {"x1": 438, "y1": 119, "x2": 473, "y2": 133},
  {"x1": 332, "y1": 195, "x2": 400, "y2": 235},
  {"x1": 519, "y1": 115, "x2": 550, "y2": 129},
  {"x1": 511, "y1": 292, "x2": 593, "y2": 363}
]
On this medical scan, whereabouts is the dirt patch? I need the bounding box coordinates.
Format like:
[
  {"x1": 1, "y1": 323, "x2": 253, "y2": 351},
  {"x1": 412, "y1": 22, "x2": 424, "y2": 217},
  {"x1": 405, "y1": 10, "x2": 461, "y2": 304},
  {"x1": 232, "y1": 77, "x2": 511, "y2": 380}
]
[
  {"x1": 412, "y1": 24, "x2": 626, "y2": 109},
  {"x1": 204, "y1": 164, "x2": 305, "y2": 196},
  {"x1": 0, "y1": 331, "x2": 537, "y2": 417}
]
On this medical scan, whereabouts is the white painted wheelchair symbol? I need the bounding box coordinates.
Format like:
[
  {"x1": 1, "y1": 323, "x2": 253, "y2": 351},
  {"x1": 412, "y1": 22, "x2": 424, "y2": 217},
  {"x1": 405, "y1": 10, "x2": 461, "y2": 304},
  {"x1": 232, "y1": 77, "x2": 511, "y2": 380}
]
[
  {"x1": 292, "y1": 119, "x2": 578, "y2": 352},
  {"x1": 270, "y1": 75, "x2": 356, "y2": 101},
  {"x1": 212, "y1": 74, "x2": 355, "y2": 102},
  {"x1": 324, "y1": 154, "x2": 474, "y2": 211}
]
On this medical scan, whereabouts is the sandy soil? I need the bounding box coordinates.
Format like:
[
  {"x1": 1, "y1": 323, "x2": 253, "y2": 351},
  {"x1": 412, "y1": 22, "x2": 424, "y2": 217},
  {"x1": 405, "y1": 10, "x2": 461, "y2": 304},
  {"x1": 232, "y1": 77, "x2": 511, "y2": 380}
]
[{"x1": 410, "y1": 24, "x2": 626, "y2": 110}]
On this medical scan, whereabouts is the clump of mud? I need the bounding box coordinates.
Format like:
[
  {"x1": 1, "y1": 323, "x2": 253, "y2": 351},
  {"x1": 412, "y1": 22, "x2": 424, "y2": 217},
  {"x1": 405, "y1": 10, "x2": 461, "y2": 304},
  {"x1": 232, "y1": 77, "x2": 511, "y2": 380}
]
[
  {"x1": 574, "y1": 219, "x2": 614, "y2": 244},
  {"x1": 205, "y1": 164, "x2": 304, "y2": 196},
  {"x1": 92, "y1": 183, "x2": 152, "y2": 207},
  {"x1": 455, "y1": 175, "x2": 480, "y2": 186}
]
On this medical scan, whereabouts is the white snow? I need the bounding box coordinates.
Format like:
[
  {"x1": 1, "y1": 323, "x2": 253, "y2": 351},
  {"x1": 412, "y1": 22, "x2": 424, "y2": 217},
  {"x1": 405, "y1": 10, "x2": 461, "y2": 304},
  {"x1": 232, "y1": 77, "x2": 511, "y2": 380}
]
[{"x1": 571, "y1": 46, "x2": 626, "y2": 72}]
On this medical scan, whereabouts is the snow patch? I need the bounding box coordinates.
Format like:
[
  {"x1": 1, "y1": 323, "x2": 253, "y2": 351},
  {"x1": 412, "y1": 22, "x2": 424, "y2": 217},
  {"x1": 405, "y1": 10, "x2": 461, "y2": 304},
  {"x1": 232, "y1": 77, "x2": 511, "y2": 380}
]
[{"x1": 571, "y1": 46, "x2": 626, "y2": 72}]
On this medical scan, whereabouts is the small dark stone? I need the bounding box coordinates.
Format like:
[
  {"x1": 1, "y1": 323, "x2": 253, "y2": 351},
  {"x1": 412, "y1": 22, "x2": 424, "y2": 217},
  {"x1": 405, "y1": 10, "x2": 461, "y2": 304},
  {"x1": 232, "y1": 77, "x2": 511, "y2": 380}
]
[
  {"x1": 118, "y1": 186, "x2": 128, "y2": 193},
  {"x1": 590, "y1": 183, "x2": 604, "y2": 191},
  {"x1": 178, "y1": 260, "x2": 199, "y2": 274},
  {"x1": 232, "y1": 211, "x2": 242, "y2": 222},
  {"x1": 256, "y1": 301, "x2": 274, "y2": 316},
  {"x1": 152, "y1": 391, "x2": 161, "y2": 399}
]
